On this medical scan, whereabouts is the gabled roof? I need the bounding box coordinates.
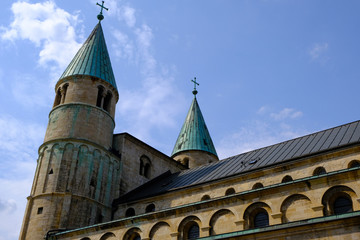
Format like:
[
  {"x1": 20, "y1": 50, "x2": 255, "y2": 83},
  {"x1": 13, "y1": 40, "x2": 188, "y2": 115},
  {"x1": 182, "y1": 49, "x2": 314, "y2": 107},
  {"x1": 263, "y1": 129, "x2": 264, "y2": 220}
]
[
  {"x1": 171, "y1": 97, "x2": 218, "y2": 157},
  {"x1": 119, "y1": 120, "x2": 360, "y2": 203},
  {"x1": 60, "y1": 22, "x2": 117, "y2": 89}
]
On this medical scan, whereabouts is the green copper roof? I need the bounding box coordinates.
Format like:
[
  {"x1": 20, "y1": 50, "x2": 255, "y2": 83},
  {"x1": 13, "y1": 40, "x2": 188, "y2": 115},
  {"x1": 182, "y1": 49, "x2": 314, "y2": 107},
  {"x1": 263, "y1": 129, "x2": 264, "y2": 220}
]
[
  {"x1": 171, "y1": 96, "x2": 218, "y2": 157},
  {"x1": 59, "y1": 22, "x2": 117, "y2": 89}
]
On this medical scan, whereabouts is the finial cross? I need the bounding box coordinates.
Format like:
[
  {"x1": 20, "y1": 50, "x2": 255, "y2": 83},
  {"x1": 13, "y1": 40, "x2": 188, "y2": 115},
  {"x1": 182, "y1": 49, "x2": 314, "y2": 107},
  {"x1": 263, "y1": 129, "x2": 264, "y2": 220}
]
[
  {"x1": 191, "y1": 77, "x2": 199, "y2": 91},
  {"x1": 96, "y1": 1, "x2": 109, "y2": 15}
]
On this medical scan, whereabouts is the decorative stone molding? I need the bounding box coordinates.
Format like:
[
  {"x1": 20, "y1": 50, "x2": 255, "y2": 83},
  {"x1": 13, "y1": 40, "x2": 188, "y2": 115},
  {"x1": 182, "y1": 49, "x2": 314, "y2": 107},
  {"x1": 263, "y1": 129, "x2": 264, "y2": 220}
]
[{"x1": 271, "y1": 212, "x2": 282, "y2": 219}]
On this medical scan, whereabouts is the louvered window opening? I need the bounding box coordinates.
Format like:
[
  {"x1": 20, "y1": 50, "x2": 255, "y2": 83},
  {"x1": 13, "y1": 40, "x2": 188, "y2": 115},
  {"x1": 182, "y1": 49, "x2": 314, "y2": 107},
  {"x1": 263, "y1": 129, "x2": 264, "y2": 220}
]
[
  {"x1": 254, "y1": 212, "x2": 269, "y2": 228},
  {"x1": 187, "y1": 224, "x2": 199, "y2": 239},
  {"x1": 334, "y1": 197, "x2": 353, "y2": 215}
]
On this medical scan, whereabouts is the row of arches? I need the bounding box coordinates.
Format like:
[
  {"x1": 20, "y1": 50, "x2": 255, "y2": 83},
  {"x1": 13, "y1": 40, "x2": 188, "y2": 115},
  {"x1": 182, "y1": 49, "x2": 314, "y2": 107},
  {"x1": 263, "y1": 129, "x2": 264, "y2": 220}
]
[
  {"x1": 53, "y1": 82, "x2": 113, "y2": 114},
  {"x1": 201, "y1": 161, "x2": 360, "y2": 201},
  {"x1": 115, "y1": 185, "x2": 357, "y2": 240}
]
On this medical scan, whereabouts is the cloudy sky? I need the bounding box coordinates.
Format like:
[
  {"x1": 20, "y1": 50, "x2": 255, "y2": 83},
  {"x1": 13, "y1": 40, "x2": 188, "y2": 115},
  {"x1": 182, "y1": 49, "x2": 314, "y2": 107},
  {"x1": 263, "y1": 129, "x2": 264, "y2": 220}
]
[{"x1": 1, "y1": 0, "x2": 360, "y2": 239}]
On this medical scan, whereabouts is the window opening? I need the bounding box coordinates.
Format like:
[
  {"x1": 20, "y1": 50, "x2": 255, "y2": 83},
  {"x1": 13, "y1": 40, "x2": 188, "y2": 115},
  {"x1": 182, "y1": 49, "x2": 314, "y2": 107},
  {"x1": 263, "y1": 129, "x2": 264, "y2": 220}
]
[
  {"x1": 145, "y1": 203, "x2": 155, "y2": 213},
  {"x1": 254, "y1": 211, "x2": 269, "y2": 228},
  {"x1": 187, "y1": 224, "x2": 199, "y2": 240},
  {"x1": 334, "y1": 196, "x2": 353, "y2": 215}
]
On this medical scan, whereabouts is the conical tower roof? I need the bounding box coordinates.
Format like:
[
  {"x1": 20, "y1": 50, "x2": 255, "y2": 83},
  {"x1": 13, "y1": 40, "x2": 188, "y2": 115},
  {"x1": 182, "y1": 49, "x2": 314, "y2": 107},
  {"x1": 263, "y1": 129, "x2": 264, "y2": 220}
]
[
  {"x1": 59, "y1": 22, "x2": 117, "y2": 89},
  {"x1": 171, "y1": 96, "x2": 218, "y2": 158}
]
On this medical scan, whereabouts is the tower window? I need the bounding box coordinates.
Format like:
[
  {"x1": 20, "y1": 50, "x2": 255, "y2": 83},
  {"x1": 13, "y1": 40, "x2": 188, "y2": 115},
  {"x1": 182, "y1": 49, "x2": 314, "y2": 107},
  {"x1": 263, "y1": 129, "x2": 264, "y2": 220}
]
[
  {"x1": 53, "y1": 88, "x2": 62, "y2": 107},
  {"x1": 60, "y1": 84, "x2": 68, "y2": 104},
  {"x1": 37, "y1": 207, "x2": 43, "y2": 214},
  {"x1": 96, "y1": 86, "x2": 105, "y2": 107},
  {"x1": 103, "y1": 91, "x2": 112, "y2": 112},
  {"x1": 139, "y1": 155, "x2": 151, "y2": 178}
]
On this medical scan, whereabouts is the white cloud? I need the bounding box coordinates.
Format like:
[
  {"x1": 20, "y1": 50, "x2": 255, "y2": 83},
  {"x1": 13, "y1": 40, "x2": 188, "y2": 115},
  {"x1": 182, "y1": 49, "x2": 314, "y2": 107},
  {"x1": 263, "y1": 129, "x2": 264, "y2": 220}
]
[
  {"x1": 112, "y1": 30, "x2": 134, "y2": 61},
  {"x1": 270, "y1": 108, "x2": 303, "y2": 121},
  {"x1": 309, "y1": 42, "x2": 329, "y2": 60},
  {"x1": 0, "y1": 115, "x2": 44, "y2": 240},
  {"x1": 123, "y1": 6, "x2": 136, "y2": 28},
  {"x1": 1, "y1": 1, "x2": 82, "y2": 70}
]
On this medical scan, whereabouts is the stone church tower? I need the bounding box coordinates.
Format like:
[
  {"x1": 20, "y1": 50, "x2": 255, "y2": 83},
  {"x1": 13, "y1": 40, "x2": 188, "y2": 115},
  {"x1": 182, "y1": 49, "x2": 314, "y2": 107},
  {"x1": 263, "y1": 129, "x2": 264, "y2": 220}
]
[{"x1": 20, "y1": 12, "x2": 122, "y2": 240}]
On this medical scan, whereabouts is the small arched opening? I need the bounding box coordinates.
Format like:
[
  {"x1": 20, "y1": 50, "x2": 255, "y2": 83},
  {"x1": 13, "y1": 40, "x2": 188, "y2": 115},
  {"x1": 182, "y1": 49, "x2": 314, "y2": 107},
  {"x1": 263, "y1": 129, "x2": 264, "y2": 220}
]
[
  {"x1": 145, "y1": 203, "x2": 155, "y2": 213},
  {"x1": 225, "y1": 188, "x2": 236, "y2": 196},
  {"x1": 252, "y1": 182, "x2": 264, "y2": 190},
  {"x1": 313, "y1": 166, "x2": 326, "y2": 176},
  {"x1": 281, "y1": 175, "x2": 293, "y2": 183},
  {"x1": 125, "y1": 208, "x2": 135, "y2": 217}
]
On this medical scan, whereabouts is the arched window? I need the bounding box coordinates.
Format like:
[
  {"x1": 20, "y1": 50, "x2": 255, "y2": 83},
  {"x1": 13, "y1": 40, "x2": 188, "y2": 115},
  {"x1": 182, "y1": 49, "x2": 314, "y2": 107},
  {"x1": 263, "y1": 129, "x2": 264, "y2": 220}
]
[
  {"x1": 252, "y1": 182, "x2": 264, "y2": 190},
  {"x1": 201, "y1": 195, "x2": 210, "y2": 201},
  {"x1": 348, "y1": 160, "x2": 360, "y2": 168},
  {"x1": 333, "y1": 196, "x2": 353, "y2": 215},
  {"x1": 187, "y1": 223, "x2": 199, "y2": 240},
  {"x1": 53, "y1": 88, "x2": 61, "y2": 107},
  {"x1": 139, "y1": 155, "x2": 151, "y2": 178},
  {"x1": 322, "y1": 185, "x2": 355, "y2": 216},
  {"x1": 313, "y1": 167, "x2": 326, "y2": 176},
  {"x1": 225, "y1": 188, "x2": 235, "y2": 196},
  {"x1": 145, "y1": 203, "x2": 155, "y2": 213},
  {"x1": 103, "y1": 91, "x2": 112, "y2": 112},
  {"x1": 60, "y1": 84, "x2": 68, "y2": 104},
  {"x1": 253, "y1": 210, "x2": 269, "y2": 228},
  {"x1": 144, "y1": 163, "x2": 151, "y2": 178},
  {"x1": 96, "y1": 86, "x2": 105, "y2": 107},
  {"x1": 123, "y1": 228, "x2": 141, "y2": 240},
  {"x1": 182, "y1": 157, "x2": 190, "y2": 168},
  {"x1": 281, "y1": 175, "x2": 293, "y2": 183},
  {"x1": 243, "y1": 202, "x2": 271, "y2": 229},
  {"x1": 125, "y1": 208, "x2": 135, "y2": 217}
]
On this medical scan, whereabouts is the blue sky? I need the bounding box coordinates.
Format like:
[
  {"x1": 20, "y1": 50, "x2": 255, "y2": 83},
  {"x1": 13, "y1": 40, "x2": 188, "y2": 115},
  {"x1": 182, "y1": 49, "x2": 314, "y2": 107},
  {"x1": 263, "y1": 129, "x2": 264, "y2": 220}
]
[{"x1": 1, "y1": 0, "x2": 360, "y2": 239}]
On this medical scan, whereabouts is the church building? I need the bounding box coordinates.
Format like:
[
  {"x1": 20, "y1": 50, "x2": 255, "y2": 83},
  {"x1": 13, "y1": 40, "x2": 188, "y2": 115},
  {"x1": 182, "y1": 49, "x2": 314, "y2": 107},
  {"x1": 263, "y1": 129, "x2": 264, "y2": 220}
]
[{"x1": 19, "y1": 5, "x2": 360, "y2": 240}]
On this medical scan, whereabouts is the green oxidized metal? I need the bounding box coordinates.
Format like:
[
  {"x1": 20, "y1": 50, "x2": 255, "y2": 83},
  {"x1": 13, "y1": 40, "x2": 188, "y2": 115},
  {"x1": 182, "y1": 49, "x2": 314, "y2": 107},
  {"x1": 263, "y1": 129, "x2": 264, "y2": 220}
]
[
  {"x1": 171, "y1": 96, "x2": 218, "y2": 157},
  {"x1": 59, "y1": 22, "x2": 117, "y2": 90}
]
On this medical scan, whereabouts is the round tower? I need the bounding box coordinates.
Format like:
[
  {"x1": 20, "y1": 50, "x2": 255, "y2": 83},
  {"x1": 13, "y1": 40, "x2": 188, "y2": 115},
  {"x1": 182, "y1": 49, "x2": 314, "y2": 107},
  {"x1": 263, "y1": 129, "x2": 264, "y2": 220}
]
[
  {"x1": 171, "y1": 78, "x2": 219, "y2": 168},
  {"x1": 20, "y1": 11, "x2": 121, "y2": 240}
]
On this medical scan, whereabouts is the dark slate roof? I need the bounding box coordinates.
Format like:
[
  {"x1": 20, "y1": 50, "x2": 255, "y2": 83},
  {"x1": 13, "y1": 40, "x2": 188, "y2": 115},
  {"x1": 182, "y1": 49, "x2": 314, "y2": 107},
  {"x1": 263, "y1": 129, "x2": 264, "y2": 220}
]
[
  {"x1": 117, "y1": 120, "x2": 360, "y2": 203},
  {"x1": 171, "y1": 97, "x2": 218, "y2": 158},
  {"x1": 60, "y1": 23, "x2": 117, "y2": 89}
]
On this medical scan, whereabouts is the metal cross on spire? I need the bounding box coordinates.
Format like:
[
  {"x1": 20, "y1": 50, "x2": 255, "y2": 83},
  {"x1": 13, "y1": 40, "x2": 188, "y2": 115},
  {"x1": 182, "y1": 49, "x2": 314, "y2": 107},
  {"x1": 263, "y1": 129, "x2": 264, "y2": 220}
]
[
  {"x1": 191, "y1": 77, "x2": 199, "y2": 96},
  {"x1": 96, "y1": 1, "x2": 109, "y2": 21}
]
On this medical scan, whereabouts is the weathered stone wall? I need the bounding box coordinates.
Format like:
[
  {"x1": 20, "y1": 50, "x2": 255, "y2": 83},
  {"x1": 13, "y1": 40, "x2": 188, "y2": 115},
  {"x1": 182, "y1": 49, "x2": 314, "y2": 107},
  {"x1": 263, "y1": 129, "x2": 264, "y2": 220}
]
[
  {"x1": 113, "y1": 134, "x2": 185, "y2": 195},
  {"x1": 45, "y1": 104, "x2": 115, "y2": 148},
  {"x1": 20, "y1": 141, "x2": 121, "y2": 240},
  {"x1": 173, "y1": 150, "x2": 218, "y2": 168},
  {"x1": 51, "y1": 145, "x2": 360, "y2": 240}
]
